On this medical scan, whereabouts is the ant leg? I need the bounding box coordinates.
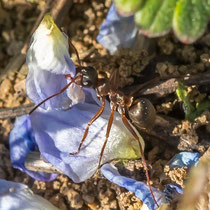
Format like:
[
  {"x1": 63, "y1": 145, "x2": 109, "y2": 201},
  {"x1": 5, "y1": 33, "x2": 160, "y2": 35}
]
[
  {"x1": 65, "y1": 74, "x2": 72, "y2": 80},
  {"x1": 29, "y1": 75, "x2": 81, "y2": 114},
  {"x1": 98, "y1": 104, "x2": 116, "y2": 169},
  {"x1": 70, "y1": 96, "x2": 106, "y2": 155},
  {"x1": 120, "y1": 107, "x2": 159, "y2": 208}
]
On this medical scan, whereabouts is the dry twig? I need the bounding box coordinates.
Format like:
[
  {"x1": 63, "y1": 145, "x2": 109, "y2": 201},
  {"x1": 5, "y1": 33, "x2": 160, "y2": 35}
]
[
  {"x1": 128, "y1": 71, "x2": 210, "y2": 101},
  {"x1": 0, "y1": 104, "x2": 34, "y2": 120}
]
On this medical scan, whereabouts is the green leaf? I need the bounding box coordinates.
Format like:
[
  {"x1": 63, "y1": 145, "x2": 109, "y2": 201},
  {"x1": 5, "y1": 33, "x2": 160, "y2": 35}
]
[
  {"x1": 134, "y1": 0, "x2": 164, "y2": 30},
  {"x1": 173, "y1": 0, "x2": 208, "y2": 43},
  {"x1": 135, "y1": 0, "x2": 178, "y2": 36},
  {"x1": 176, "y1": 82, "x2": 195, "y2": 122},
  {"x1": 195, "y1": 100, "x2": 210, "y2": 116},
  {"x1": 114, "y1": 0, "x2": 145, "y2": 15},
  {"x1": 176, "y1": 82, "x2": 210, "y2": 121},
  {"x1": 203, "y1": 0, "x2": 210, "y2": 15},
  {"x1": 149, "y1": 0, "x2": 178, "y2": 35}
]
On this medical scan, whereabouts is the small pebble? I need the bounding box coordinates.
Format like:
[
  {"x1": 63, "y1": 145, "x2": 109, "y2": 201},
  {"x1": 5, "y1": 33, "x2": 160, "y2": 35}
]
[{"x1": 0, "y1": 79, "x2": 13, "y2": 97}]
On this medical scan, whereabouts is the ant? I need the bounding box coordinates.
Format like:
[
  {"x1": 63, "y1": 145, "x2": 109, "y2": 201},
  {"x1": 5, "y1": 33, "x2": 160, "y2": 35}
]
[{"x1": 29, "y1": 39, "x2": 159, "y2": 207}]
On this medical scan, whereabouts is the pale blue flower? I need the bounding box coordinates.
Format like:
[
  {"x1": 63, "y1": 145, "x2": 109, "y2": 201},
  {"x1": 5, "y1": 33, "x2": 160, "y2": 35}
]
[
  {"x1": 0, "y1": 179, "x2": 58, "y2": 210},
  {"x1": 26, "y1": 14, "x2": 85, "y2": 110},
  {"x1": 97, "y1": 4, "x2": 138, "y2": 53},
  {"x1": 10, "y1": 14, "x2": 146, "y2": 183},
  {"x1": 10, "y1": 97, "x2": 144, "y2": 182}
]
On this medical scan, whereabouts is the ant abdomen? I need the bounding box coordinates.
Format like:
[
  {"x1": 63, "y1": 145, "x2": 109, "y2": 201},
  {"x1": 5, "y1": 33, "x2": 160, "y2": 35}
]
[{"x1": 128, "y1": 98, "x2": 156, "y2": 130}]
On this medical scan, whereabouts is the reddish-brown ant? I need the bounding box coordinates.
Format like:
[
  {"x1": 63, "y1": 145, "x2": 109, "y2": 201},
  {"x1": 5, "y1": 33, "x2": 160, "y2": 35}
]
[{"x1": 29, "y1": 40, "x2": 158, "y2": 207}]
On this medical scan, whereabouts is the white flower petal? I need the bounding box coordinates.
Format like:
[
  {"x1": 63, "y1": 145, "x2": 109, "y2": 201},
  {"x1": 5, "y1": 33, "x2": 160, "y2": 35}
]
[{"x1": 27, "y1": 14, "x2": 75, "y2": 75}]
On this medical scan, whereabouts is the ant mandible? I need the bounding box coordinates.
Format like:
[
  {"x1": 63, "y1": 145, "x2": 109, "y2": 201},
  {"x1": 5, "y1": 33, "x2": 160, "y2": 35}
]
[{"x1": 29, "y1": 39, "x2": 159, "y2": 207}]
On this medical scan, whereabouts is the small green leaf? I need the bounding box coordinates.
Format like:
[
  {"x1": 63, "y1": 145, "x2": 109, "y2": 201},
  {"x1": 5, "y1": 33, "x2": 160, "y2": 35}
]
[
  {"x1": 176, "y1": 82, "x2": 195, "y2": 121},
  {"x1": 176, "y1": 82, "x2": 210, "y2": 121},
  {"x1": 195, "y1": 100, "x2": 210, "y2": 116},
  {"x1": 173, "y1": 0, "x2": 208, "y2": 43},
  {"x1": 114, "y1": 0, "x2": 145, "y2": 15}
]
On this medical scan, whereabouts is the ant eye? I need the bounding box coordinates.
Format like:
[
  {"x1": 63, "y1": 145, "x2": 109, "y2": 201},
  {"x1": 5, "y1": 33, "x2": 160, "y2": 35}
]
[
  {"x1": 128, "y1": 98, "x2": 156, "y2": 130},
  {"x1": 80, "y1": 66, "x2": 98, "y2": 88}
]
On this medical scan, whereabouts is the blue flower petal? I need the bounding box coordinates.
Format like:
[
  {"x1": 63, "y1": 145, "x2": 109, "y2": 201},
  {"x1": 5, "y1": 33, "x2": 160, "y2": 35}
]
[
  {"x1": 101, "y1": 163, "x2": 167, "y2": 210},
  {"x1": 30, "y1": 102, "x2": 144, "y2": 183},
  {"x1": 26, "y1": 14, "x2": 85, "y2": 110},
  {"x1": 10, "y1": 99, "x2": 144, "y2": 183},
  {"x1": 167, "y1": 152, "x2": 200, "y2": 169},
  {"x1": 97, "y1": 4, "x2": 138, "y2": 53},
  {"x1": 0, "y1": 179, "x2": 59, "y2": 209},
  {"x1": 163, "y1": 184, "x2": 183, "y2": 202},
  {"x1": 9, "y1": 115, "x2": 57, "y2": 181},
  {"x1": 26, "y1": 68, "x2": 73, "y2": 110}
]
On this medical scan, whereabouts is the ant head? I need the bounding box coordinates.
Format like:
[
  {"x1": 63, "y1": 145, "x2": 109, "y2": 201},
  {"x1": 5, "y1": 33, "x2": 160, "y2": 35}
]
[{"x1": 76, "y1": 66, "x2": 98, "y2": 88}]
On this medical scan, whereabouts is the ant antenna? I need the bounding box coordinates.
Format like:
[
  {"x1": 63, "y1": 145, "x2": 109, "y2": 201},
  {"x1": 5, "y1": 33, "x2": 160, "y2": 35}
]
[
  {"x1": 69, "y1": 39, "x2": 82, "y2": 67},
  {"x1": 60, "y1": 27, "x2": 82, "y2": 67}
]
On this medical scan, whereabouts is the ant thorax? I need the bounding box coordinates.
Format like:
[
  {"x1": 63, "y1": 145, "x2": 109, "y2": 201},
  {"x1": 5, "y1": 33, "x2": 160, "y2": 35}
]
[
  {"x1": 108, "y1": 90, "x2": 133, "y2": 107},
  {"x1": 96, "y1": 78, "x2": 111, "y2": 97}
]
